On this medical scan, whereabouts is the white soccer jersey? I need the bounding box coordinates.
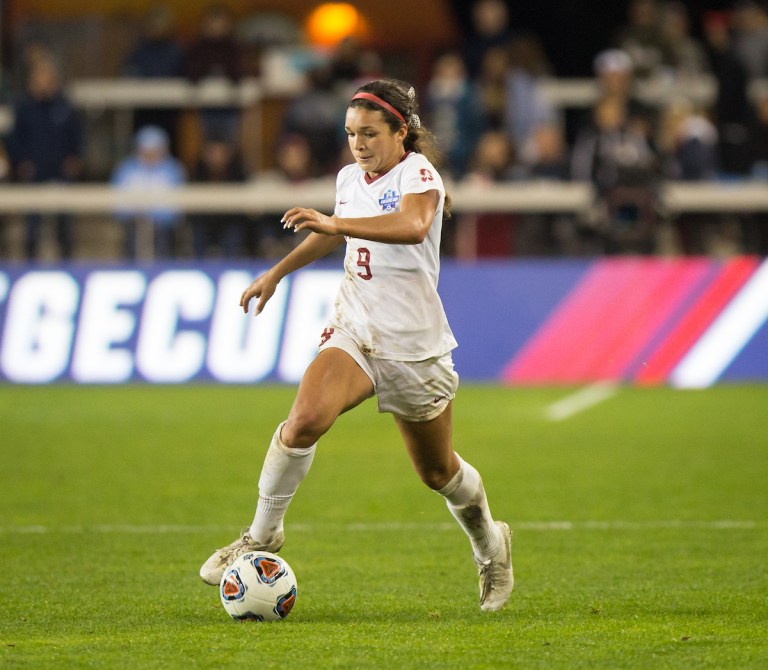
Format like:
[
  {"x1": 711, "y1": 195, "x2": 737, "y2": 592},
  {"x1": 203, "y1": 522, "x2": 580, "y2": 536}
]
[{"x1": 327, "y1": 152, "x2": 458, "y2": 361}]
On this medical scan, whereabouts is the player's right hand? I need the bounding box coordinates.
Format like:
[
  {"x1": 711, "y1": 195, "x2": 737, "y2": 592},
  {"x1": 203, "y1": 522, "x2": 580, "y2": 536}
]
[{"x1": 240, "y1": 273, "x2": 277, "y2": 316}]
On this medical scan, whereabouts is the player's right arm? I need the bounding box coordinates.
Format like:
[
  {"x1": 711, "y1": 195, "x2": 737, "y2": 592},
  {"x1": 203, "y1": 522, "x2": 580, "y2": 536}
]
[{"x1": 241, "y1": 231, "x2": 345, "y2": 316}]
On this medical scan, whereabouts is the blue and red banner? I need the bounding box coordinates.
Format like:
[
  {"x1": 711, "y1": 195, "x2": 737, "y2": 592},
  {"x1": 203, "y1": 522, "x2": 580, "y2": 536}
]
[
  {"x1": 0, "y1": 258, "x2": 766, "y2": 386},
  {"x1": 493, "y1": 257, "x2": 768, "y2": 387}
]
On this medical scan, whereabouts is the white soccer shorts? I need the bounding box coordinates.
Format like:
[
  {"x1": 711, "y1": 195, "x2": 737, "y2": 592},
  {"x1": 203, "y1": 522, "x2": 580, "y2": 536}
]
[{"x1": 318, "y1": 326, "x2": 458, "y2": 422}]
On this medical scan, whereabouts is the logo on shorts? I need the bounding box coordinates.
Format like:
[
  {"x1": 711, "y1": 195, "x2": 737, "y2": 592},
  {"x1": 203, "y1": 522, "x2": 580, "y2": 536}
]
[
  {"x1": 319, "y1": 327, "x2": 334, "y2": 346},
  {"x1": 378, "y1": 189, "x2": 400, "y2": 212}
]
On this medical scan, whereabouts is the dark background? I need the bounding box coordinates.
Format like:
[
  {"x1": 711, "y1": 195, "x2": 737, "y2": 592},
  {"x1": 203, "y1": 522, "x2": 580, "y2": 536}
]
[
  {"x1": 448, "y1": 0, "x2": 735, "y2": 76},
  {"x1": 0, "y1": 0, "x2": 742, "y2": 79}
]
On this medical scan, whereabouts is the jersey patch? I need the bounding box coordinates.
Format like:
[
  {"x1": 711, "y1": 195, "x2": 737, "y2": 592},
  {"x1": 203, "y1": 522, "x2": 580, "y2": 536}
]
[{"x1": 378, "y1": 189, "x2": 401, "y2": 212}]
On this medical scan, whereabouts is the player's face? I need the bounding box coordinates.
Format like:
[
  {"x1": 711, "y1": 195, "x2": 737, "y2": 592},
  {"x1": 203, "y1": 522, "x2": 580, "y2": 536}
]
[{"x1": 345, "y1": 106, "x2": 407, "y2": 178}]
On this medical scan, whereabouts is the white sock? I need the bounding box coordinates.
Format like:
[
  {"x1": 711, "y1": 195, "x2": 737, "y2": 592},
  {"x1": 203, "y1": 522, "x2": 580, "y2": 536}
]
[
  {"x1": 438, "y1": 455, "x2": 501, "y2": 561},
  {"x1": 248, "y1": 422, "x2": 316, "y2": 544}
]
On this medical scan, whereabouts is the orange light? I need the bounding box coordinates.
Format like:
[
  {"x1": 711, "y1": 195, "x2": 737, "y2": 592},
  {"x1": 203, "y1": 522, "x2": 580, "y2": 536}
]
[{"x1": 305, "y1": 3, "x2": 367, "y2": 47}]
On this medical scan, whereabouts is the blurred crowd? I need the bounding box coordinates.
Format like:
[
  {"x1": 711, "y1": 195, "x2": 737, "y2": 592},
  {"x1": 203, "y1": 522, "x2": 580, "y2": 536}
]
[{"x1": 2, "y1": 0, "x2": 768, "y2": 261}]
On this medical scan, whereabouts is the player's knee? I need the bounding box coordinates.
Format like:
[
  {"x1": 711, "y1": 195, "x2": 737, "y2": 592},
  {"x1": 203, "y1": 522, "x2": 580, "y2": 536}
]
[
  {"x1": 416, "y1": 464, "x2": 454, "y2": 491},
  {"x1": 282, "y1": 408, "x2": 334, "y2": 448}
]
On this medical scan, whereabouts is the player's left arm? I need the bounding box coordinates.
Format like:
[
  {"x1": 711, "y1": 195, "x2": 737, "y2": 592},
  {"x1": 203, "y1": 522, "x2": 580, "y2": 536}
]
[{"x1": 282, "y1": 189, "x2": 440, "y2": 245}]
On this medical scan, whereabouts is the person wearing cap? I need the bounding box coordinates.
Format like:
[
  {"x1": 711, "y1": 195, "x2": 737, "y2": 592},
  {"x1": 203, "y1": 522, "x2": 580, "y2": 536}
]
[
  {"x1": 591, "y1": 48, "x2": 656, "y2": 142},
  {"x1": 111, "y1": 125, "x2": 186, "y2": 260},
  {"x1": 570, "y1": 49, "x2": 660, "y2": 254}
]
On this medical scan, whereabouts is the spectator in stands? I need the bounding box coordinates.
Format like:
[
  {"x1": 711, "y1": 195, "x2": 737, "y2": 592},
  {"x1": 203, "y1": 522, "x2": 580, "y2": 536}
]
[
  {"x1": 612, "y1": 0, "x2": 675, "y2": 79},
  {"x1": 731, "y1": 0, "x2": 768, "y2": 80},
  {"x1": 424, "y1": 50, "x2": 485, "y2": 178},
  {"x1": 458, "y1": 130, "x2": 519, "y2": 256},
  {"x1": 352, "y1": 49, "x2": 385, "y2": 88},
  {"x1": 703, "y1": 10, "x2": 755, "y2": 176},
  {"x1": 465, "y1": 129, "x2": 516, "y2": 183},
  {"x1": 8, "y1": 38, "x2": 55, "y2": 94},
  {"x1": 475, "y1": 45, "x2": 509, "y2": 130},
  {"x1": 463, "y1": 0, "x2": 514, "y2": 79},
  {"x1": 124, "y1": 5, "x2": 184, "y2": 78},
  {"x1": 591, "y1": 48, "x2": 657, "y2": 142},
  {"x1": 658, "y1": 99, "x2": 719, "y2": 181},
  {"x1": 111, "y1": 125, "x2": 186, "y2": 260},
  {"x1": 744, "y1": 91, "x2": 768, "y2": 253},
  {"x1": 281, "y1": 64, "x2": 346, "y2": 175},
  {"x1": 516, "y1": 123, "x2": 569, "y2": 181},
  {"x1": 328, "y1": 36, "x2": 365, "y2": 84},
  {"x1": 503, "y1": 34, "x2": 560, "y2": 153},
  {"x1": 184, "y1": 4, "x2": 243, "y2": 142},
  {"x1": 327, "y1": 36, "x2": 384, "y2": 95},
  {"x1": 657, "y1": 98, "x2": 720, "y2": 253},
  {"x1": 514, "y1": 123, "x2": 577, "y2": 255},
  {"x1": 269, "y1": 133, "x2": 314, "y2": 183},
  {"x1": 255, "y1": 134, "x2": 314, "y2": 257},
  {"x1": 571, "y1": 96, "x2": 659, "y2": 254},
  {"x1": 751, "y1": 91, "x2": 768, "y2": 179},
  {"x1": 189, "y1": 134, "x2": 247, "y2": 259},
  {"x1": 660, "y1": 2, "x2": 711, "y2": 81},
  {"x1": 6, "y1": 56, "x2": 82, "y2": 261},
  {"x1": 123, "y1": 4, "x2": 185, "y2": 152},
  {"x1": 571, "y1": 96, "x2": 658, "y2": 194},
  {"x1": 185, "y1": 4, "x2": 242, "y2": 83},
  {"x1": 0, "y1": 144, "x2": 8, "y2": 181}
]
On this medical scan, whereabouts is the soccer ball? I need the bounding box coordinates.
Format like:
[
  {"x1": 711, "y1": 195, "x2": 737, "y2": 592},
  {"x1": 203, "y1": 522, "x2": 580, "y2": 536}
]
[{"x1": 219, "y1": 551, "x2": 297, "y2": 622}]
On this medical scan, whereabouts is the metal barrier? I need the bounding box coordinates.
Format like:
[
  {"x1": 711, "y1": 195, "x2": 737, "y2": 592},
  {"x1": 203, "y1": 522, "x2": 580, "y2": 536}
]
[{"x1": 2, "y1": 180, "x2": 766, "y2": 260}]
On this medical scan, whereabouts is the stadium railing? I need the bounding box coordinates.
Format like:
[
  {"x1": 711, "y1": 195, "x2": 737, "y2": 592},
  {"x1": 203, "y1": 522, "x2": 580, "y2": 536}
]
[
  {"x1": 1, "y1": 75, "x2": 768, "y2": 134},
  {"x1": 1, "y1": 181, "x2": 766, "y2": 260},
  {"x1": 2, "y1": 181, "x2": 768, "y2": 214}
]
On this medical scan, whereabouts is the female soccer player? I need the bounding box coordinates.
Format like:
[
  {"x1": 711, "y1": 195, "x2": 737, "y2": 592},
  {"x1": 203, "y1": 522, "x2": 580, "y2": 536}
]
[{"x1": 200, "y1": 79, "x2": 513, "y2": 611}]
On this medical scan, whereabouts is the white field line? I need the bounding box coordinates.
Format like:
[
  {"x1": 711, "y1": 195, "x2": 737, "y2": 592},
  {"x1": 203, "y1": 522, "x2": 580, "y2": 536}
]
[
  {"x1": 0, "y1": 520, "x2": 762, "y2": 534},
  {"x1": 545, "y1": 382, "x2": 619, "y2": 422}
]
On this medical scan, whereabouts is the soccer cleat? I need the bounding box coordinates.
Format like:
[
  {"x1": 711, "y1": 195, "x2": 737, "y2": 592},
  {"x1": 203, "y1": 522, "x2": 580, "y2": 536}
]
[
  {"x1": 199, "y1": 529, "x2": 285, "y2": 586},
  {"x1": 475, "y1": 521, "x2": 514, "y2": 612}
]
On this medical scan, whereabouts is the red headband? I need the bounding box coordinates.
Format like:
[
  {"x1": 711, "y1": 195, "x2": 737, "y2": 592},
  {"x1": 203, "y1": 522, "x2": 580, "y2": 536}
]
[{"x1": 351, "y1": 92, "x2": 406, "y2": 126}]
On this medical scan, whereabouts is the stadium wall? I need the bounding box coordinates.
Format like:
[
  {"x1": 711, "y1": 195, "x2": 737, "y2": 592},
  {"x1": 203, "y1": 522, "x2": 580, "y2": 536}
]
[{"x1": 1, "y1": 258, "x2": 767, "y2": 387}]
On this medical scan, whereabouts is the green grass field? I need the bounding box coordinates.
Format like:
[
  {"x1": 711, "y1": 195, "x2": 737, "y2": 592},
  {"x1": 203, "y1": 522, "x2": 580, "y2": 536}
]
[{"x1": 1, "y1": 384, "x2": 767, "y2": 669}]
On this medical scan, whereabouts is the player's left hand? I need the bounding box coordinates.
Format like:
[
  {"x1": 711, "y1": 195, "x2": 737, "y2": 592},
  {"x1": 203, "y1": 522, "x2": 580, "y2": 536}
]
[{"x1": 281, "y1": 207, "x2": 339, "y2": 236}]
